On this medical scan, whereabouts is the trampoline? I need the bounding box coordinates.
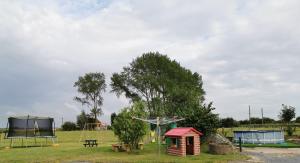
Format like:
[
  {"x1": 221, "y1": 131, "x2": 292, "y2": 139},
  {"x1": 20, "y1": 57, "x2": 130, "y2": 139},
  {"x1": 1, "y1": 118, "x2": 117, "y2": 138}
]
[
  {"x1": 4, "y1": 115, "x2": 56, "y2": 147},
  {"x1": 234, "y1": 130, "x2": 284, "y2": 144}
]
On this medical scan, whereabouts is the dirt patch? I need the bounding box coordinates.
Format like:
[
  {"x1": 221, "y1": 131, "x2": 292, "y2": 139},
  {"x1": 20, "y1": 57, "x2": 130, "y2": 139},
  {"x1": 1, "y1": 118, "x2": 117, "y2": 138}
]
[
  {"x1": 242, "y1": 147, "x2": 300, "y2": 163},
  {"x1": 244, "y1": 147, "x2": 300, "y2": 155}
]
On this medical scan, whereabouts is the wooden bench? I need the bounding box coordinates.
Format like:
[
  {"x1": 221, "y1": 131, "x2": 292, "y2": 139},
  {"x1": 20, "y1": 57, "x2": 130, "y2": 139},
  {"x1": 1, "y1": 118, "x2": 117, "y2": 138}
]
[{"x1": 83, "y1": 139, "x2": 98, "y2": 147}]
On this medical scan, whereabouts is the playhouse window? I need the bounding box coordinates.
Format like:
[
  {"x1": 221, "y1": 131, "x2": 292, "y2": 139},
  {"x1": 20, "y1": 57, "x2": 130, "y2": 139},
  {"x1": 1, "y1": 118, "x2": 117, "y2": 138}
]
[{"x1": 170, "y1": 138, "x2": 180, "y2": 148}]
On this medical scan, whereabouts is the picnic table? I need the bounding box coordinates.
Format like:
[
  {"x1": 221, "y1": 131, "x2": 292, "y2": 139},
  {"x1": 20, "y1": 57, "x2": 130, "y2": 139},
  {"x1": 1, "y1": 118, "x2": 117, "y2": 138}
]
[
  {"x1": 83, "y1": 139, "x2": 98, "y2": 147},
  {"x1": 112, "y1": 144, "x2": 122, "y2": 152}
]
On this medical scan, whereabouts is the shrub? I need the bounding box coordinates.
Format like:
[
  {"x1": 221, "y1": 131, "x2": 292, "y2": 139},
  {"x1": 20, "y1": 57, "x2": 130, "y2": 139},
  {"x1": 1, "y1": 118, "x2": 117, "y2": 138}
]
[
  {"x1": 112, "y1": 101, "x2": 148, "y2": 151},
  {"x1": 62, "y1": 121, "x2": 77, "y2": 131},
  {"x1": 220, "y1": 117, "x2": 239, "y2": 128},
  {"x1": 178, "y1": 103, "x2": 220, "y2": 140}
]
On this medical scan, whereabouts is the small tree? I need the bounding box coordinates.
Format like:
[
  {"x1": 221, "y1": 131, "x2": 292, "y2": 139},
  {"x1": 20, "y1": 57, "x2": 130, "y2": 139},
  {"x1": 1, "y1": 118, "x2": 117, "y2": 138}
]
[
  {"x1": 295, "y1": 117, "x2": 300, "y2": 123},
  {"x1": 178, "y1": 102, "x2": 220, "y2": 139},
  {"x1": 220, "y1": 117, "x2": 239, "y2": 128},
  {"x1": 279, "y1": 104, "x2": 296, "y2": 124},
  {"x1": 279, "y1": 104, "x2": 296, "y2": 136},
  {"x1": 111, "y1": 112, "x2": 117, "y2": 125},
  {"x1": 76, "y1": 110, "x2": 94, "y2": 129},
  {"x1": 62, "y1": 121, "x2": 77, "y2": 131},
  {"x1": 74, "y1": 72, "x2": 106, "y2": 123},
  {"x1": 77, "y1": 110, "x2": 88, "y2": 129},
  {"x1": 112, "y1": 101, "x2": 148, "y2": 151}
]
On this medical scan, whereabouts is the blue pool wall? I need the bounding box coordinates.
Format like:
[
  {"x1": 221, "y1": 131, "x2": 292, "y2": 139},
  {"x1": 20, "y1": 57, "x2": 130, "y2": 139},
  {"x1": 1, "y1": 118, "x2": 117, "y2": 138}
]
[{"x1": 233, "y1": 130, "x2": 284, "y2": 144}]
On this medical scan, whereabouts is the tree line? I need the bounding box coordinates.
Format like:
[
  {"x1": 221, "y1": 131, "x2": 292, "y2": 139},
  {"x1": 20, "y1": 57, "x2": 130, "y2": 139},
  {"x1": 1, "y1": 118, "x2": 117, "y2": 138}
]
[{"x1": 220, "y1": 104, "x2": 299, "y2": 128}]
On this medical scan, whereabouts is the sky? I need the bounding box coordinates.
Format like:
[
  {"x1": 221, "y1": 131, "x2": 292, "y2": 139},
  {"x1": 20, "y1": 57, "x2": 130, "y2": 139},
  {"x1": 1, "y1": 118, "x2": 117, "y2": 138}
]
[{"x1": 0, "y1": 0, "x2": 300, "y2": 127}]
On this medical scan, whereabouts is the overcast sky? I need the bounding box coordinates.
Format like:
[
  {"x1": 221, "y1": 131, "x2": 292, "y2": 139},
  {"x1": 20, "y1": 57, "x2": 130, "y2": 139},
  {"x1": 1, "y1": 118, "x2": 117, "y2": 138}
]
[{"x1": 1, "y1": 0, "x2": 299, "y2": 127}]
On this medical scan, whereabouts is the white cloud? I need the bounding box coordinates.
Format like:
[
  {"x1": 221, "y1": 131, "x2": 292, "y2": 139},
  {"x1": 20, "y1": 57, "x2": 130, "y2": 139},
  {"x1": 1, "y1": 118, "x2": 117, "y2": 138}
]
[{"x1": 0, "y1": 0, "x2": 300, "y2": 127}]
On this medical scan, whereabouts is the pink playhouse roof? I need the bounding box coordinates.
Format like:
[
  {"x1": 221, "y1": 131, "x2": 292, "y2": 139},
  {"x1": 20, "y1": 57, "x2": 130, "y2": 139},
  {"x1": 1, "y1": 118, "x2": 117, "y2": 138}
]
[{"x1": 165, "y1": 127, "x2": 203, "y2": 137}]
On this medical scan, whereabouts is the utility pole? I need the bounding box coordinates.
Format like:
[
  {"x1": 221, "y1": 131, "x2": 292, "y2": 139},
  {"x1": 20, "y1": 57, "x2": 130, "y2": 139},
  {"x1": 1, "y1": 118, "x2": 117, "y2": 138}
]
[
  {"x1": 61, "y1": 117, "x2": 64, "y2": 127},
  {"x1": 261, "y1": 108, "x2": 264, "y2": 125},
  {"x1": 249, "y1": 105, "x2": 251, "y2": 127}
]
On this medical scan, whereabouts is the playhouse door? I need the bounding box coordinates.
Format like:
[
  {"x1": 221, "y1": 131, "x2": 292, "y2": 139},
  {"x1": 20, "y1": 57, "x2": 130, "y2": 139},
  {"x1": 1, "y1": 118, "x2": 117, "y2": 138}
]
[{"x1": 186, "y1": 137, "x2": 194, "y2": 155}]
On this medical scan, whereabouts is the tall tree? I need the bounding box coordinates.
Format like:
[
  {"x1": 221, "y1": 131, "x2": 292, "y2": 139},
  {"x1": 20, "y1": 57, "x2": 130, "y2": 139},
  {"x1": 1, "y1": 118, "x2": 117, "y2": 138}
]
[
  {"x1": 111, "y1": 52, "x2": 219, "y2": 137},
  {"x1": 279, "y1": 104, "x2": 296, "y2": 123},
  {"x1": 110, "y1": 52, "x2": 205, "y2": 117},
  {"x1": 74, "y1": 72, "x2": 106, "y2": 122}
]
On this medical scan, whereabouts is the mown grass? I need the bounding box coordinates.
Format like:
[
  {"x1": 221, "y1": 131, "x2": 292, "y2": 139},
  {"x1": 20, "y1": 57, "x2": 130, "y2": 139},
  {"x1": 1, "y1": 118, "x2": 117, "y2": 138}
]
[{"x1": 0, "y1": 130, "x2": 247, "y2": 163}]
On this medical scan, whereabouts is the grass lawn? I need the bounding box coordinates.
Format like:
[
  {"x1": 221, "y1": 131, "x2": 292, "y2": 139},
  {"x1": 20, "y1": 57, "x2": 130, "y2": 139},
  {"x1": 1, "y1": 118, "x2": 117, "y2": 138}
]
[{"x1": 0, "y1": 130, "x2": 247, "y2": 163}]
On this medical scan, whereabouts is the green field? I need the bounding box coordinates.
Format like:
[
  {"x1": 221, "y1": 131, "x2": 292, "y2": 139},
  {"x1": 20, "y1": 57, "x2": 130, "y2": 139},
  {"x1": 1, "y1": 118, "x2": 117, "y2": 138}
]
[{"x1": 0, "y1": 130, "x2": 247, "y2": 163}]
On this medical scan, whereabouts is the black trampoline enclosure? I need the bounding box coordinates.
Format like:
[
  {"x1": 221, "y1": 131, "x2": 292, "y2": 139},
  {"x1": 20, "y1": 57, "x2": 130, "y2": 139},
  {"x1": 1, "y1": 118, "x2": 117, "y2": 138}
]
[{"x1": 5, "y1": 115, "x2": 55, "y2": 138}]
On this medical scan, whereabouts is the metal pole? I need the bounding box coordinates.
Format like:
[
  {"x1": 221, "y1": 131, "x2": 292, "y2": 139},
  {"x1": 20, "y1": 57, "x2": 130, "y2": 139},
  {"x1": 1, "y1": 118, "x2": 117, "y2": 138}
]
[
  {"x1": 157, "y1": 117, "x2": 160, "y2": 157},
  {"x1": 261, "y1": 108, "x2": 264, "y2": 125},
  {"x1": 248, "y1": 106, "x2": 251, "y2": 127}
]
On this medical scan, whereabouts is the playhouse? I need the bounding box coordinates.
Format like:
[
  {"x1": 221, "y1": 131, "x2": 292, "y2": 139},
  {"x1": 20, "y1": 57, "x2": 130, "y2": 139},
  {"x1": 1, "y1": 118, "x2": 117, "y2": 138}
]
[{"x1": 165, "y1": 127, "x2": 202, "y2": 157}]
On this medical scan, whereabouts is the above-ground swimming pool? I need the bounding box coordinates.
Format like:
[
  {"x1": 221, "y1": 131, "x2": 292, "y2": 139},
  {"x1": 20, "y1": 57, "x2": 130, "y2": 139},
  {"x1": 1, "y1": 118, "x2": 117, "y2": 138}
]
[{"x1": 234, "y1": 130, "x2": 284, "y2": 144}]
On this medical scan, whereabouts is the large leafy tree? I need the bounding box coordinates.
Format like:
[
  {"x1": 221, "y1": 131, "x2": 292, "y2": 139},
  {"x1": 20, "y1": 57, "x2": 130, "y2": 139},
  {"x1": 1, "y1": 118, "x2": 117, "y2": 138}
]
[
  {"x1": 111, "y1": 52, "x2": 219, "y2": 137},
  {"x1": 110, "y1": 52, "x2": 205, "y2": 117},
  {"x1": 74, "y1": 72, "x2": 106, "y2": 122}
]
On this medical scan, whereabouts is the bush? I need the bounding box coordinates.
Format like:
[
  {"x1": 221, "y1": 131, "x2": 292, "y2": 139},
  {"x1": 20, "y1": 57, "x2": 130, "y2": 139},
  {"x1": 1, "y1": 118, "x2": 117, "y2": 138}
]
[
  {"x1": 112, "y1": 101, "x2": 148, "y2": 151},
  {"x1": 220, "y1": 117, "x2": 239, "y2": 127},
  {"x1": 178, "y1": 103, "x2": 220, "y2": 140},
  {"x1": 62, "y1": 121, "x2": 77, "y2": 131},
  {"x1": 106, "y1": 125, "x2": 112, "y2": 130}
]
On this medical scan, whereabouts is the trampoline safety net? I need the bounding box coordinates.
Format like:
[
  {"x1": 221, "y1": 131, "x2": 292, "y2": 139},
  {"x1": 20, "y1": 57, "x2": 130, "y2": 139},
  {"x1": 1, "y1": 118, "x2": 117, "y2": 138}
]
[{"x1": 5, "y1": 116, "x2": 55, "y2": 138}]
